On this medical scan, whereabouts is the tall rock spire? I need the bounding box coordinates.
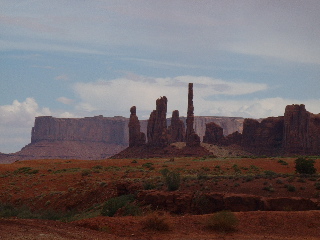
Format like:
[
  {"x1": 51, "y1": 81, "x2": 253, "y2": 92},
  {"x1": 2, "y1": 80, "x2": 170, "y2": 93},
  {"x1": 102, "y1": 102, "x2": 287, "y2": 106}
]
[
  {"x1": 186, "y1": 83, "x2": 200, "y2": 147},
  {"x1": 128, "y1": 106, "x2": 146, "y2": 147},
  {"x1": 147, "y1": 96, "x2": 169, "y2": 147}
]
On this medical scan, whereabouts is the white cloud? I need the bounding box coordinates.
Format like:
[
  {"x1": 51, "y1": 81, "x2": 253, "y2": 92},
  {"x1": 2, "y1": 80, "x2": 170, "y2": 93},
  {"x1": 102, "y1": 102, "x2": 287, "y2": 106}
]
[
  {"x1": 0, "y1": 98, "x2": 76, "y2": 153},
  {"x1": 73, "y1": 75, "x2": 268, "y2": 117},
  {"x1": 0, "y1": 98, "x2": 51, "y2": 126},
  {"x1": 56, "y1": 97, "x2": 74, "y2": 105},
  {"x1": 73, "y1": 75, "x2": 320, "y2": 119}
]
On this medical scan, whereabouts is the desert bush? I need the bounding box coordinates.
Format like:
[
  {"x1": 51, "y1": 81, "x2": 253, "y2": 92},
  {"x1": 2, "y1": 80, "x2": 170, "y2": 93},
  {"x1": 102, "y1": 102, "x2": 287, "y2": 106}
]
[
  {"x1": 101, "y1": 194, "x2": 135, "y2": 217},
  {"x1": 277, "y1": 159, "x2": 288, "y2": 165},
  {"x1": 141, "y1": 211, "x2": 171, "y2": 231},
  {"x1": 285, "y1": 184, "x2": 296, "y2": 192},
  {"x1": 263, "y1": 170, "x2": 277, "y2": 177},
  {"x1": 81, "y1": 169, "x2": 92, "y2": 176},
  {"x1": 232, "y1": 164, "x2": 241, "y2": 174},
  {"x1": 14, "y1": 167, "x2": 39, "y2": 175},
  {"x1": 143, "y1": 181, "x2": 156, "y2": 190},
  {"x1": 295, "y1": 158, "x2": 316, "y2": 175},
  {"x1": 142, "y1": 162, "x2": 154, "y2": 169},
  {"x1": 122, "y1": 202, "x2": 142, "y2": 216},
  {"x1": 162, "y1": 170, "x2": 180, "y2": 191},
  {"x1": 205, "y1": 210, "x2": 239, "y2": 232},
  {"x1": 0, "y1": 203, "x2": 75, "y2": 221},
  {"x1": 314, "y1": 182, "x2": 320, "y2": 190}
]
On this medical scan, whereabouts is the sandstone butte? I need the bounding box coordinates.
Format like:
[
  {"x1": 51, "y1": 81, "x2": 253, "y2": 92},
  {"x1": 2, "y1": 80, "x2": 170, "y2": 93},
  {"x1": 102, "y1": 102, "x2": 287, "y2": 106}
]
[{"x1": 0, "y1": 83, "x2": 320, "y2": 162}]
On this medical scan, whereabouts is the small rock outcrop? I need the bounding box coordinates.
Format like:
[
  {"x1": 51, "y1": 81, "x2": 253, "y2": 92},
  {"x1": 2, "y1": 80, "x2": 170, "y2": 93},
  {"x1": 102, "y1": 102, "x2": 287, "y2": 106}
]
[
  {"x1": 147, "y1": 96, "x2": 169, "y2": 147},
  {"x1": 186, "y1": 83, "x2": 200, "y2": 147},
  {"x1": 203, "y1": 122, "x2": 224, "y2": 145},
  {"x1": 128, "y1": 106, "x2": 146, "y2": 147},
  {"x1": 168, "y1": 110, "x2": 185, "y2": 143}
]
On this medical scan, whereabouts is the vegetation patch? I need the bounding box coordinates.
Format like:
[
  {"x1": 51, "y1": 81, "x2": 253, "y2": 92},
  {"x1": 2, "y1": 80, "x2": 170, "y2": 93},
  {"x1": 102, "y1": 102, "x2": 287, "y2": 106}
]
[
  {"x1": 101, "y1": 194, "x2": 136, "y2": 217},
  {"x1": 14, "y1": 167, "x2": 39, "y2": 175},
  {"x1": 141, "y1": 211, "x2": 171, "y2": 231},
  {"x1": 295, "y1": 158, "x2": 316, "y2": 175},
  {"x1": 205, "y1": 211, "x2": 239, "y2": 232}
]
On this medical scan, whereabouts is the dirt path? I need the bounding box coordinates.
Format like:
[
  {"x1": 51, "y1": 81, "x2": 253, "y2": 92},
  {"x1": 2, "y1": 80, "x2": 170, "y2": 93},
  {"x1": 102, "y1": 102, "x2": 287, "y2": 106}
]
[{"x1": 1, "y1": 211, "x2": 319, "y2": 240}]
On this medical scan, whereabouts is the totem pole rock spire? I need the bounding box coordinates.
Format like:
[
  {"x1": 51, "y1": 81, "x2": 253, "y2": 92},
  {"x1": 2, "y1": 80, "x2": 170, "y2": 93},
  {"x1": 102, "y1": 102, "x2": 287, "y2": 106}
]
[
  {"x1": 186, "y1": 83, "x2": 200, "y2": 147},
  {"x1": 147, "y1": 96, "x2": 169, "y2": 147},
  {"x1": 128, "y1": 106, "x2": 146, "y2": 147},
  {"x1": 168, "y1": 110, "x2": 185, "y2": 143}
]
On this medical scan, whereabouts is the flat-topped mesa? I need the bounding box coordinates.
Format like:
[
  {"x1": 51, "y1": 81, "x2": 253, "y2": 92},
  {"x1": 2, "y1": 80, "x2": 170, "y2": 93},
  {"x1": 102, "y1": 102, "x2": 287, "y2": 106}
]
[
  {"x1": 128, "y1": 106, "x2": 146, "y2": 147},
  {"x1": 168, "y1": 110, "x2": 185, "y2": 143},
  {"x1": 186, "y1": 83, "x2": 200, "y2": 147},
  {"x1": 147, "y1": 96, "x2": 169, "y2": 147},
  {"x1": 31, "y1": 115, "x2": 127, "y2": 145}
]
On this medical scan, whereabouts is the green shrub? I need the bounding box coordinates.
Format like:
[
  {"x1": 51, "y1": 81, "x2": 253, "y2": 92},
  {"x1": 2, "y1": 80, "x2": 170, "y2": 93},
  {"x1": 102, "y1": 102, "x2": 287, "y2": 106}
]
[
  {"x1": 122, "y1": 202, "x2": 142, "y2": 216},
  {"x1": 143, "y1": 181, "x2": 156, "y2": 190},
  {"x1": 314, "y1": 182, "x2": 320, "y2": 190},
  {"x1": 142, "y1": 162, "x2": 154, "y2": 169},
  {"x1": 0, "y1": 203, "x2": 75, "y2": 221},
  {"x1": 205, "y1": 211, "x2": 239, "y2": 232},
  {"x1": 263, "y1": 170, "x2": 277, "y2": 177},
  {"x1": 277, "y1": 159, "x2": 288, "y2": 165},
  {"x1": 81, "y1": 169, "x2": 92, "y2": 177},
  {"x1": 285, "y1": 184, "x2": 296, "y2": 192},
  {"x1": 163, "y1": 171, "x2": 180, "y2": 191},
  {"x1": 14, "y1": 167, "x2": 39, "y2": 175},
  {"x1": 295, "y1": 158, "x2": 316, "y2": 175},
  {"x1": 232, "y1": 164, "x2": 241, "y2": 174},
  {"x1": 141, "y1": 211, "x2": 170, "y2": 231},
  {"x1": 101, "y1": 194, "x2": 135, "y2": 217}
]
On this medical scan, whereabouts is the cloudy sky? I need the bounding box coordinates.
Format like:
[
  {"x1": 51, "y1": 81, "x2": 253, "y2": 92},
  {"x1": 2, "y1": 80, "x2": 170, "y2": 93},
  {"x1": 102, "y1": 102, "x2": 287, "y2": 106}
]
[{"x1": 1, "y1": 0, "x2": 320, "y2": 153}]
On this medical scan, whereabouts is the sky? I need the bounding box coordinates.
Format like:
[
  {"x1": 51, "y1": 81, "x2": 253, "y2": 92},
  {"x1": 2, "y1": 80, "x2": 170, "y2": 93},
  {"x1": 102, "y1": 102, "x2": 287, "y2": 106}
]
[{"x1": 1, "y1": 0, "x2": 320, "y2": 153}]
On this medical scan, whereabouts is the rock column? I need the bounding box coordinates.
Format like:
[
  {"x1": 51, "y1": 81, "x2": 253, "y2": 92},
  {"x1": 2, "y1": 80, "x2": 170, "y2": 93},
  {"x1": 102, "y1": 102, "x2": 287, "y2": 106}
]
[
  {"x1": 168, "y1": 110, "x2": 185, "y2": 143},
  {"x1": 147, "y1": 96, "x2": 169, "y2": 147},
  {"x1": 128, "y1": 106, "x2": 146, "y2": 147},
  {"x1": 186, "y1": 83, "x2": 200, "y2": 147}
]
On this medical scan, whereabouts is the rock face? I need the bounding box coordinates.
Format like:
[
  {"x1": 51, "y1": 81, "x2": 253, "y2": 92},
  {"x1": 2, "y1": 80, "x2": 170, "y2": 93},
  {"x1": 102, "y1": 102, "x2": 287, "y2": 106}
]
[
  {"x1": 215, "y1": 104, "x2": 320, "y2": 156},
  {"x1": 147, "y1": 96, "x2": 169, "y2": 147},
  {"x1": 168, "y1": 110, "x2": 185, "y2": 143},
  {"x1": 283, "y1": 104, "x2": 320, "y2": 155},
  {"x1": 137, "y1": 191, "x2": 318, "y2": 214},
  {"x1": 203, "y1": 122, "x2": 224, "y2": 145},
  {"x1": 128, "y1": 106, "x2": 146, "y2": 147},
  {"x1": 241, "y1": 117, "x2": 284, "y2": 155},
  {"x1": 283, "y1": 104, "x2": 310, "y2": 154},
  {"x1": 193, "y1": 116, "x2": 244, "y2": 139},
  {"x1": 31, "y1": 115, "x2": 128, "y2": 145},
  {"x1": 186, "y1": 83, "x2": 200, "y2": 147}
]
